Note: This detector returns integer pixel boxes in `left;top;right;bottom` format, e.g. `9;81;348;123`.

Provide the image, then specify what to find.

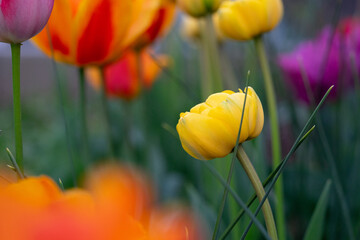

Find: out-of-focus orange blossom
0;164;205;240
85;0;175;100
86;50;169;100
32;0;161;66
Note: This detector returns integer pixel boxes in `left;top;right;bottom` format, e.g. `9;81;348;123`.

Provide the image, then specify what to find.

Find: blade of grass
162;122;178;138
203;162;271;240
148;51;200;103
220;125;315;239
99;67;116;158
6;148;24;179
303;180;332;240
46;26;77;186
298;60;355;240
58;178;65;191
212;71;250;240
240;86;333;239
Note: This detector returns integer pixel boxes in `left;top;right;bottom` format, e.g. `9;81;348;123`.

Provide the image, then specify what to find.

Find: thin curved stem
237;145;278;240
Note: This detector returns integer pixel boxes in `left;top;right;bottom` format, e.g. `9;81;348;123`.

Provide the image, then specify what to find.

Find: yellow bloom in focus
177;87;264;160
177;0;224;18
218;0;283;41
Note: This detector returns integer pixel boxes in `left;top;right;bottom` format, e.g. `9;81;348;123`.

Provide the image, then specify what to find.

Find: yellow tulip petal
205;92;231;107
177;113;235;160
190;103;211;114
218;0;283;41
247;87;264;138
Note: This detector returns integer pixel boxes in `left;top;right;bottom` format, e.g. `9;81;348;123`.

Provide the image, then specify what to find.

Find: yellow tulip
177;87;264;160
177;0;223;18
218;0;283;41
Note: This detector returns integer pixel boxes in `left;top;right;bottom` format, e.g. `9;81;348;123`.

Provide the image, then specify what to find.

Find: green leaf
303;180;332;240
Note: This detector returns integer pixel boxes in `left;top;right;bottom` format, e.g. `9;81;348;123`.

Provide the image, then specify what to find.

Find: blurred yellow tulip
177;87;264;160
218;0;283;41
177;0;223;18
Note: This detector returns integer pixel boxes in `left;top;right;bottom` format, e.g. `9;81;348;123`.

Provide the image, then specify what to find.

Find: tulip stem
205;15;223;92
199;35;212;99
254;36;285;240
10;43;24;174
78;68;89;170
236;145;278;240
199;16;223;99
100;67;116;158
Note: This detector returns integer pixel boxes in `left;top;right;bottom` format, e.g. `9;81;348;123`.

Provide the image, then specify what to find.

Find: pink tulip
0;0;54;43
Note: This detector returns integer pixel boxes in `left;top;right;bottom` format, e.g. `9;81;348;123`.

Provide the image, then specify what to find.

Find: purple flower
0;0;54;43
278;20;360;104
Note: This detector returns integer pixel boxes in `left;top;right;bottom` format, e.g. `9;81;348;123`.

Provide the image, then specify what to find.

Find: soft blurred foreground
0;0;360;240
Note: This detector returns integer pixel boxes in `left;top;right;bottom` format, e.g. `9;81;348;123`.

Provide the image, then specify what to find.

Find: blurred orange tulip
86;50;168;100
84;163;153;220
0;164;205;240
149;206;206;240
32;0;161;66
0;176;63;240
133;0;177;49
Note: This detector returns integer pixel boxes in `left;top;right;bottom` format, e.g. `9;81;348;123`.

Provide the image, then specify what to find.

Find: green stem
237;145;278;240
78;68;88;170
46;26;77;186
11;43;24;174
199;15;223;99
204;15;223;92
99;67;115;158
254;36;286;240
199;19;212;99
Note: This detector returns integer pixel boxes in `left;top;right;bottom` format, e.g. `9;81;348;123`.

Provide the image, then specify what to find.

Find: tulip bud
177;0;223;18
177;87;264;160
0;0;54;43
218;0;283;41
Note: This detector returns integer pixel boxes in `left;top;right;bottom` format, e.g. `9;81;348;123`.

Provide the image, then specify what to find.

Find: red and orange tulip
32;0;161;66
87;50;168;100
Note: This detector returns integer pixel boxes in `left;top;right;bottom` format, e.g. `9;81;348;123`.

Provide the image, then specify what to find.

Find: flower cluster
0;164;204;240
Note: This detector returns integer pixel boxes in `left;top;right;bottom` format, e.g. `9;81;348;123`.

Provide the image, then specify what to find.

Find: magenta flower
278;28;342;103
278;19;360;104
0;0;54;43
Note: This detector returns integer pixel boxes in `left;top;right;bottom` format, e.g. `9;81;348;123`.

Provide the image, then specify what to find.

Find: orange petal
84;163;153;220
32;0;73;64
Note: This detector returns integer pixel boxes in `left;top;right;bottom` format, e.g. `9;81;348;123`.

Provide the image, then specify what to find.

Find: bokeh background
1;0;360;239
